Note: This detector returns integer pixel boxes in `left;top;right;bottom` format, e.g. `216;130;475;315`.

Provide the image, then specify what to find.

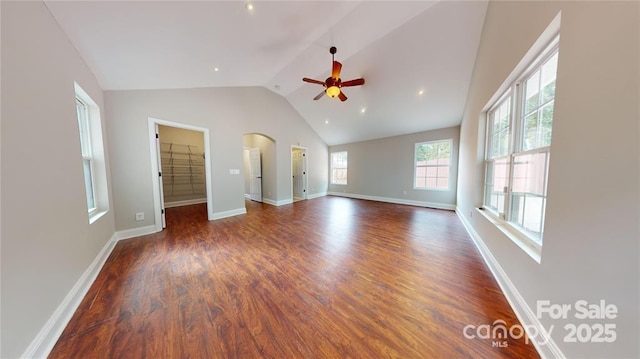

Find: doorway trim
148;117;214;232
291;145;308;202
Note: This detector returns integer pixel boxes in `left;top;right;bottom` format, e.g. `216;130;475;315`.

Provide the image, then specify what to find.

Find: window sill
89;210;108;224
413;187;450;191
476;208;541;264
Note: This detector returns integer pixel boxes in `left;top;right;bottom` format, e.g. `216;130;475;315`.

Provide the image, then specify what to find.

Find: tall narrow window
414;139;451;190
75;82;109;223
483;36;559;246
76;97;96;213
331;151;348;185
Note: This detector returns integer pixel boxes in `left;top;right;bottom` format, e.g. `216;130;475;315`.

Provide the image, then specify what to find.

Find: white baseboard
244;193;251;199
262;198;293;206
307;192;327;200
115;224;158;240
262;198;276;206
327;192;456;211
21;234;119;359
211;207;246;220
455;209;565;359
164;198;207;208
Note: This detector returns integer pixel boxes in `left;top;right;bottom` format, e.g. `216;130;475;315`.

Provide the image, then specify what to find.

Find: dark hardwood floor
49;197;539;358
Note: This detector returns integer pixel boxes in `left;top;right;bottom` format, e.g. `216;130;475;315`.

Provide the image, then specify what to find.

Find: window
75;82;109;223
76;97;96;213
331;151;348;185
483;36;559;246
414;140;451;190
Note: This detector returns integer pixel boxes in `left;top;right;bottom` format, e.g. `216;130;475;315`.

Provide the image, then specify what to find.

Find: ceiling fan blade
338;91;347;102
303;77;326;85
332;61;342;80
341;78;365;87
313;90;326;101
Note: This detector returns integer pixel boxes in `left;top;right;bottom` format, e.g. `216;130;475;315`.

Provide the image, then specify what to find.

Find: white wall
457;1;639;358
328;126;459;209
106;87;328;231
1;2;116;357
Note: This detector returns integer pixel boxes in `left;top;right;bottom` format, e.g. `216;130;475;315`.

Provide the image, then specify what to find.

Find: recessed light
360;107;366;114
418;89;424;95
213;67;220;72
324;120;329;125
245;2;254;11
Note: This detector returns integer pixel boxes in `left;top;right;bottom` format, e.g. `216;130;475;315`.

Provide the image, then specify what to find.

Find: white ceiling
45;0;488;146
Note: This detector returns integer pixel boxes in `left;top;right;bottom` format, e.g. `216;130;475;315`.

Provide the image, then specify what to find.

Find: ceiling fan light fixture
326;86;340;98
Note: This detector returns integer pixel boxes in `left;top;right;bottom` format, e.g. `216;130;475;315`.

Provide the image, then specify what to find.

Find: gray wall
457;1;639;357
243;134;277;203
106;87;328;231
1;2;116;357
328;126;459;208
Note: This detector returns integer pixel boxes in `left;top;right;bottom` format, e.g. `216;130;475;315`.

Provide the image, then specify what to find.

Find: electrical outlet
135;212;144;221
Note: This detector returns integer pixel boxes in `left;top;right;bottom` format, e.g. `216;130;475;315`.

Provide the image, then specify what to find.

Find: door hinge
159;172;162;177
161;209;164;214
303;171;306;175
156;133;159;139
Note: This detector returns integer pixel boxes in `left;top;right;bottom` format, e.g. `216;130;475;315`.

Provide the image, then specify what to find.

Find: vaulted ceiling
45;1;488;146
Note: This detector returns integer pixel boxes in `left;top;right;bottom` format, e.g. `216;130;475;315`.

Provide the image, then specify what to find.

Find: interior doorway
291;146;307;202
245;147;262;202
243;133;276;205
148;118;213;232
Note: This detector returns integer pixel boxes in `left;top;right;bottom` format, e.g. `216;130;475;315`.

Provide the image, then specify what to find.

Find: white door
292;149;306;200
249;148;262;202
155;124;166;228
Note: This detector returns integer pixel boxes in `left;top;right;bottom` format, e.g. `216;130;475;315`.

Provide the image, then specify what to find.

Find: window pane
509;152;549;241
540;101;554;147
426;166;437;178
438;166;450;179
520;51;557;152
541;52;558;103
76;99;91;157
487;158;509;214
522;112;539;151
83;159;96;211
524;71;541;115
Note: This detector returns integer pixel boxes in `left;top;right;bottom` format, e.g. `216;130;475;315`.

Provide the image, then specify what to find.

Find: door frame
290;145;308;201
148;117;214;232
248;147;263;202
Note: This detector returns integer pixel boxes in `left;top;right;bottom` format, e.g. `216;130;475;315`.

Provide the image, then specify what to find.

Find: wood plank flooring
49;197;539;358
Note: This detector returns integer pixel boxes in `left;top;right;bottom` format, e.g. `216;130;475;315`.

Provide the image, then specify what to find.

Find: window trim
330;151;348;185
76;97;98;215
482;33;560;261
413;139;452;191
75;82;109;224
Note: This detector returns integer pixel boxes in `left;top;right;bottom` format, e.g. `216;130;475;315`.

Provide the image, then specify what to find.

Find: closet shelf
160;141;206;198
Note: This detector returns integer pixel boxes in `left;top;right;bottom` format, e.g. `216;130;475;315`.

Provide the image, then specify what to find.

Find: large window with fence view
414;139;451;190
484;36;559;246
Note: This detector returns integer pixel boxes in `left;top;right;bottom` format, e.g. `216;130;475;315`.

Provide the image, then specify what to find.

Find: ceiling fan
302;47;365;102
